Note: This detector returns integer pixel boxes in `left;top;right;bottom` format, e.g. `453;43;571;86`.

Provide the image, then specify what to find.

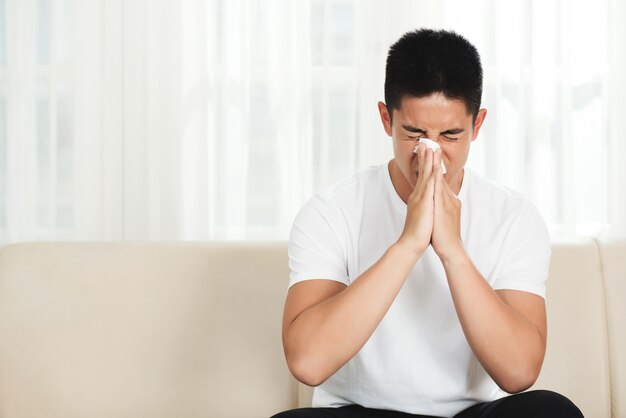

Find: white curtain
0;0;624;245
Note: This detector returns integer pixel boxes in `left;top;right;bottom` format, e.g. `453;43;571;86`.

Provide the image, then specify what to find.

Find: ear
377;101;393;137
471;108;487;141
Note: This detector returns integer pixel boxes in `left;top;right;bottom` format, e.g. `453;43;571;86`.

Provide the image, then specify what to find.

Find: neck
388;159;464;204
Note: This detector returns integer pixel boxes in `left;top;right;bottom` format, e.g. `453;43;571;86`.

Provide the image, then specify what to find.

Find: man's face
378;93;487;190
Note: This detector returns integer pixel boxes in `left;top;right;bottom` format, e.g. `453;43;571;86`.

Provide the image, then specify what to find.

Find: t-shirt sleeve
287;195;350;289
492;200;551;298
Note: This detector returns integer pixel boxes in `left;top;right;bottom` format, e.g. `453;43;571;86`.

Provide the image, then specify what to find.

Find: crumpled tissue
413;138;447;174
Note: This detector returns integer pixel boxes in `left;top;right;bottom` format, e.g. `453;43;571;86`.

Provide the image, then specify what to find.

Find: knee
531;390;584;417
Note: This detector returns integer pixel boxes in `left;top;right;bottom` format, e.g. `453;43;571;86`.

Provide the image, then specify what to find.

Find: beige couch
0;238;623;418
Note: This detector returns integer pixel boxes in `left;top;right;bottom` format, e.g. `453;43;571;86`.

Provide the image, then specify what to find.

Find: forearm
285;242;422;386
441;249;545;393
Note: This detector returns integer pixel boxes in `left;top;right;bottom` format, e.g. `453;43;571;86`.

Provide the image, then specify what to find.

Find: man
271;29;583;418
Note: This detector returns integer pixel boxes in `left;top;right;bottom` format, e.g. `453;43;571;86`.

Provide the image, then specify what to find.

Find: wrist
392;239;426;260
439;244;468;266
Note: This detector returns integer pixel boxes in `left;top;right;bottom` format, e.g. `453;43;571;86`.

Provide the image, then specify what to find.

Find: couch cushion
530;238;611;417
598;238;626;418
0;242;297;418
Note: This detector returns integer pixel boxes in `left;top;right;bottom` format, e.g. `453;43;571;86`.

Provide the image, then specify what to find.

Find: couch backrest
598;238;626;418
529;238;611;417
1;239;624;418
0;242;297;418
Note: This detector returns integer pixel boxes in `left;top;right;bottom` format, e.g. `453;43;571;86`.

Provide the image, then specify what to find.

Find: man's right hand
397;143;443;255
283;145;439;386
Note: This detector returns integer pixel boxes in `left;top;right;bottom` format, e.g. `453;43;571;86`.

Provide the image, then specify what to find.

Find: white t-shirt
287;162;551;417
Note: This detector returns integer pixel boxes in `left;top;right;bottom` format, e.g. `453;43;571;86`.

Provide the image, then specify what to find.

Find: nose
417;137;442;149
413;135;441;145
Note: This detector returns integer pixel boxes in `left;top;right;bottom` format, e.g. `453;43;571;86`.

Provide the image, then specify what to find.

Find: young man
272;29;583;418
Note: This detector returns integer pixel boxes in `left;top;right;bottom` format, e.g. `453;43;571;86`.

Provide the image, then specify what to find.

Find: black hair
384;28;483;123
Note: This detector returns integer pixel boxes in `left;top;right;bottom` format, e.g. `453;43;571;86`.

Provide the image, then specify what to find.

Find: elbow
499;377;535;394
286;353;329;387
497;364;541;394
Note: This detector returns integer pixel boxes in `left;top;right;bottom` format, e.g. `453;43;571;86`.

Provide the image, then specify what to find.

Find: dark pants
270;390;584;418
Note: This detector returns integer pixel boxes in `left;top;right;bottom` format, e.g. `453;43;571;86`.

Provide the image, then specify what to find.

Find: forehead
393;93;471;128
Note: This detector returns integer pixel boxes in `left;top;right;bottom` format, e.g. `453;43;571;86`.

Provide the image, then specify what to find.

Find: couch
0;238;623;418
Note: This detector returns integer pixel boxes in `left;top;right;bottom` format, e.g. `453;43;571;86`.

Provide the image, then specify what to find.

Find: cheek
394;140;416;162
392;143;416;179
445;144;468;162
406;144;417;162
410;150;419;168
443;144;471;172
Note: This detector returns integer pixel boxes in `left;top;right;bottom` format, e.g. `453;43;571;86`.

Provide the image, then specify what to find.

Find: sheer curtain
445;0;617;238
0;0;624;245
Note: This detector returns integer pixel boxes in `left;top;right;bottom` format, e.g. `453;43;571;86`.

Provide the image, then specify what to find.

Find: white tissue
413;138;447;174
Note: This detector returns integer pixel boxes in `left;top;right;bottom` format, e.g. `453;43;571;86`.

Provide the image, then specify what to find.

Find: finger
418;143;427;170
423;147;434;178
434;149;444;199
414;144;427;185
412;147;432;198
409;145;424;197
433;147;442;176
416;147;435;195
425;160;436;196
414;144;422;175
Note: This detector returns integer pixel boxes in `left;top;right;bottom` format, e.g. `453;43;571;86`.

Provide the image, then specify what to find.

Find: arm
283;243;421;387
283;147;438;387
431;151;547;393
441;248;546;393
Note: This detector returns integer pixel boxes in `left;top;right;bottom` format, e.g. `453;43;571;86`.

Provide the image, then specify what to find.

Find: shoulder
321;164;385;199
464;168;548;238
292;163;387;235
466;167;524;201
306;163;386;212
287;166;388;285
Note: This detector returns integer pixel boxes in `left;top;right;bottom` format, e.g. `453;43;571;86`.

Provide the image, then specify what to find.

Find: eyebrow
402;125;465;135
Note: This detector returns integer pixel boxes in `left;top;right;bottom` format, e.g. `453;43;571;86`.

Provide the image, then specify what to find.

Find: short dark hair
384;29;483;123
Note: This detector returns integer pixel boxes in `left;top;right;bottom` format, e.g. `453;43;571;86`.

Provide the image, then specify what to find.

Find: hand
396;143;436;255
431;152;463;261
